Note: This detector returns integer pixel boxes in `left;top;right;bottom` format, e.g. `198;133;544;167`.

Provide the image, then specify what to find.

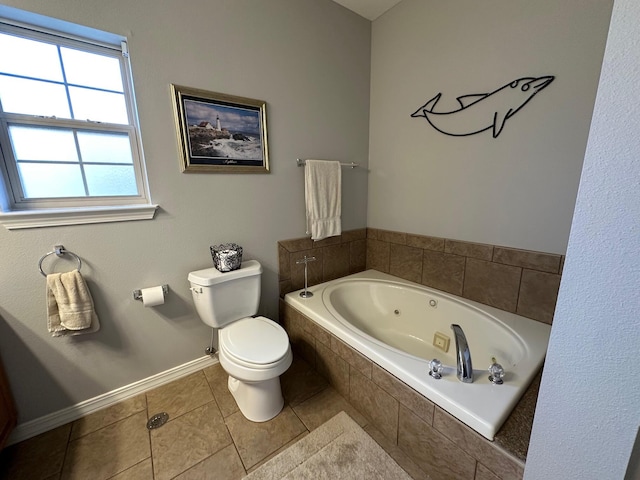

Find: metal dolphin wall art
411;76;555;138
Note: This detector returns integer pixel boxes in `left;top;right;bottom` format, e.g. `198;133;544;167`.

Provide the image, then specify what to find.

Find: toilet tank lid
188;260;262;286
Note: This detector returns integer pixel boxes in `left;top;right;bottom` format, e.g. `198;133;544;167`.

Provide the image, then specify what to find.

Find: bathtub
284;269;551;440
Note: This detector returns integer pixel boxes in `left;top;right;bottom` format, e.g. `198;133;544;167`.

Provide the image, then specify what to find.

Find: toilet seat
219;316;289;367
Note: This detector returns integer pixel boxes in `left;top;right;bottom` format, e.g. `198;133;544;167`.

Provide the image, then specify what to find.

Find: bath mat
243;411;411;480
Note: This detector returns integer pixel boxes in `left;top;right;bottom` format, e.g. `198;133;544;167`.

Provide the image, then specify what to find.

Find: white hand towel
47;270;100;337
304;159;342;241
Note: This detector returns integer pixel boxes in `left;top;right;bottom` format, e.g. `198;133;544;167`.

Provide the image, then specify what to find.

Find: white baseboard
8;355;218;446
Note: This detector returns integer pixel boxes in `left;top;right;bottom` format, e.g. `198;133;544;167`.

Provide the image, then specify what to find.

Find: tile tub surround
281;301;536;480
278;229;367;298
279;229;562;324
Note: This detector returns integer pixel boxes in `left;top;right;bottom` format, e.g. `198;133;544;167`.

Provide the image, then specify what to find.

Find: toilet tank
188;260;262;328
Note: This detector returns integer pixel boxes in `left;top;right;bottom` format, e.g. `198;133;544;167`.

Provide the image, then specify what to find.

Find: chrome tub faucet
451;324;473;383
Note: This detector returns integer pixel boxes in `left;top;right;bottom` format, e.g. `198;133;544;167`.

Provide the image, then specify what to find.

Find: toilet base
227;375;284;422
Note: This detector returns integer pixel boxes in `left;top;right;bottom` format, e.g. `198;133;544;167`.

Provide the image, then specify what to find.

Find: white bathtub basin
285;269;551;440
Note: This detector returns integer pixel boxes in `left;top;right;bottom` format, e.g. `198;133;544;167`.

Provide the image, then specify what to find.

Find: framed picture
170;84;269;173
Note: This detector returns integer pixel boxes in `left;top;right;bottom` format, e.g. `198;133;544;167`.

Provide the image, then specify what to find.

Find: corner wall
525;0;640;477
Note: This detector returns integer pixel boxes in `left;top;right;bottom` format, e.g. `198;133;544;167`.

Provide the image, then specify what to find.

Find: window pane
9;126;78;162
69;87;128;124
77;132;133;164
85;165;138;196
0;75;71;117
61;47;123;92
18;162;86;198
0;32;63;82
0;22;151;211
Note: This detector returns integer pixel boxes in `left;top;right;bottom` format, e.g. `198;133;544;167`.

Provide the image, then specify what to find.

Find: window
0;16;156;229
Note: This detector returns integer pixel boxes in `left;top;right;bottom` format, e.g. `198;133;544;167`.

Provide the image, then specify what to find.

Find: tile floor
0;355;427;480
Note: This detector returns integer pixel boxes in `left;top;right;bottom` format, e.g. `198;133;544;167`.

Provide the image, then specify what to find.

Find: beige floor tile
292;386;367;431
61;411;150;480
146;372;214;420
173;444;246;480
475;463;502;480
108;458;153;479
70;394;147;440
0;423;70;480
202;363;239;418
225;406;307;470
245;431;308;474
150;401;231;480
4;365;423;480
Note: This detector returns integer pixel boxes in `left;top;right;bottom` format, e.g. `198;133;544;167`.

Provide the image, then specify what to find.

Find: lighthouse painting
171;84;269;173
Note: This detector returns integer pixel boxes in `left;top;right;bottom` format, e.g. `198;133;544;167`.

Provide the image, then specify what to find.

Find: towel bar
38;245;82;277
296;158;359;168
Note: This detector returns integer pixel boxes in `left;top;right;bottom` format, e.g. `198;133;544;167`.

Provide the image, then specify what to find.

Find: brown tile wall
366;228;563;324
281;302;527;480
278;229;563;324
278;229;367;298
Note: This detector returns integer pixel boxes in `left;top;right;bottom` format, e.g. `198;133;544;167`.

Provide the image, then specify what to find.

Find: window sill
0;204;159;230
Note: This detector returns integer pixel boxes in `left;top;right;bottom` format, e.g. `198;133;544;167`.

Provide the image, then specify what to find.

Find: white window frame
0;12;157;230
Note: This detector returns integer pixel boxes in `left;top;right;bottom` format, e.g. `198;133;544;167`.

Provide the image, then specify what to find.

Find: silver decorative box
210;243;243;272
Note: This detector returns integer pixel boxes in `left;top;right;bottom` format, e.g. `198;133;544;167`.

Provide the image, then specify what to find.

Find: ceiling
331;0;403;21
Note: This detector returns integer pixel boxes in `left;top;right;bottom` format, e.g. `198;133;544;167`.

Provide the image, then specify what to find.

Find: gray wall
0;0;370;423
525;0;640;477
368;0;613;254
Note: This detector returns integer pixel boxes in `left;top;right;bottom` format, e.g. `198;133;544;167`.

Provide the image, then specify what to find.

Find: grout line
57;420;73;479
461;255;468;296
395;398;400;445
68;400;149;442
105;458;151;480
514;267;525;313
145;394;155;480
230;441;248;476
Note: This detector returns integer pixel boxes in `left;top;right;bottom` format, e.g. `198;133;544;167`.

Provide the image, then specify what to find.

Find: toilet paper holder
133;285;169;301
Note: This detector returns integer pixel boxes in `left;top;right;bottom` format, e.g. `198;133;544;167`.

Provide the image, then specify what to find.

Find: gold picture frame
171;84;269;173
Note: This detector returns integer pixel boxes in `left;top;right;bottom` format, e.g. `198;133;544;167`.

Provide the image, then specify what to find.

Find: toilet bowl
188;260;292;422
218;316;292;422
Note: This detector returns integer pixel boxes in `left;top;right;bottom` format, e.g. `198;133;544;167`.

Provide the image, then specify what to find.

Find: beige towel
304;159;342;241
47;270;100;337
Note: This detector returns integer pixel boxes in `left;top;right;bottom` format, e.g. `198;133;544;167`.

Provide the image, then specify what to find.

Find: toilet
188;260;292;422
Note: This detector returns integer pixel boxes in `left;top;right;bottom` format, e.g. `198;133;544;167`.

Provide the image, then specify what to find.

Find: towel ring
38;245;82;277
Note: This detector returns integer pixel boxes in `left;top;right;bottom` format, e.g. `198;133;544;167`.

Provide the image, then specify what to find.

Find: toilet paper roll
141;286;165;307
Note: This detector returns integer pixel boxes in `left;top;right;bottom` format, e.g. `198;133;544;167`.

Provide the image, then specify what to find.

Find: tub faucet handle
488;357;505;385
429;358;443;379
